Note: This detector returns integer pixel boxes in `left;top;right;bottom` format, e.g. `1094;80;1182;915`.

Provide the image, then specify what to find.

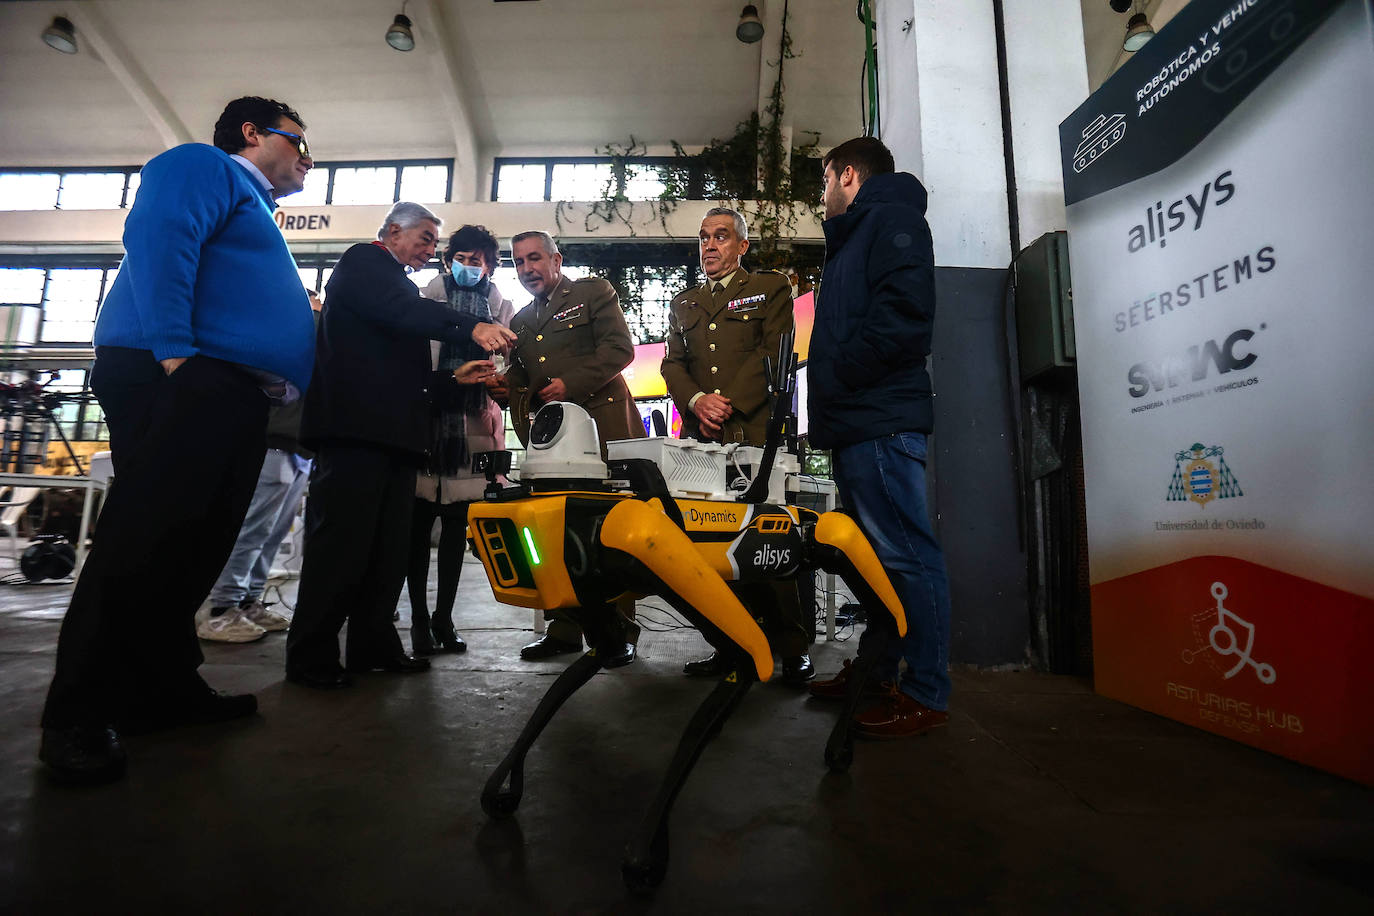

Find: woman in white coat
406;225;514;655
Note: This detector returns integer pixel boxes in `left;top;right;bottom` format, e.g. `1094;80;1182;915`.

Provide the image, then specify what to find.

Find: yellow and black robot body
466;398;907;893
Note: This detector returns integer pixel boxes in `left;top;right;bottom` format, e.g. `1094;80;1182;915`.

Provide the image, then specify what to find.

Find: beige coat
416;277;514;503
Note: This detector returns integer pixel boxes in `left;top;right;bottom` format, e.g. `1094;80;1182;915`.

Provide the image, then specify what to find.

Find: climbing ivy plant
565;0;824;294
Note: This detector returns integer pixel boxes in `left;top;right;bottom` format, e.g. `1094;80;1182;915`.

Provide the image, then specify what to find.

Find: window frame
0;166;143;210
280;158;454;207
492;156;698;203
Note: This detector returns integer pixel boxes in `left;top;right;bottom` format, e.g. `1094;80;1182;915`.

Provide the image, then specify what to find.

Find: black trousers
42;348;268;728
286;445;415;674
406;497;471;633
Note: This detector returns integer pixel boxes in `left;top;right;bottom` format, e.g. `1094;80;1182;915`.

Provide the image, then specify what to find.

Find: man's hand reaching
473;322;517;353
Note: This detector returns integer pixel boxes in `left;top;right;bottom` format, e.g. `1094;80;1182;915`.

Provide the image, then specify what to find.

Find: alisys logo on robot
1181;580;1277;684
1166;442;1243;507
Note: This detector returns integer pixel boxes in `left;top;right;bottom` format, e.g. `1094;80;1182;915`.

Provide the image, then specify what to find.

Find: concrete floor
1;551;1371;914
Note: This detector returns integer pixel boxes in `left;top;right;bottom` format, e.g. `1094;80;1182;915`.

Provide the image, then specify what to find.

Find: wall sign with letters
1059;0;1373;784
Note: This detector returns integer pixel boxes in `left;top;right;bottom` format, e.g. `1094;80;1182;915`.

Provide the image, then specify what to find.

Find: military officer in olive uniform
661;208;794;446
661;207;814;685
491;229;645;661
498;231;643;451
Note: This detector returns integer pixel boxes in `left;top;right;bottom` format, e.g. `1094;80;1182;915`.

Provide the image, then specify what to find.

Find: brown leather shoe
853;684;949;739
808;658;884;700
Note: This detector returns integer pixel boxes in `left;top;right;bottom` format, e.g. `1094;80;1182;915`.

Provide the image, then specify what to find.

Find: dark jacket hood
852;171;928;214
825;171;928;251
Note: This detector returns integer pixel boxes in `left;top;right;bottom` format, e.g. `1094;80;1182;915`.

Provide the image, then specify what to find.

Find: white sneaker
240;598;290;632
197;607;267;643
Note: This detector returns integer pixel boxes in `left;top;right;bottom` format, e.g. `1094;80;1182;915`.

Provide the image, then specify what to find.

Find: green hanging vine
563;0;824;288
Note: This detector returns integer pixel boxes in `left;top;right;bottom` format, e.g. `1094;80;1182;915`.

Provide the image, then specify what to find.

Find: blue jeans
208;449;311;606
831;432;952;710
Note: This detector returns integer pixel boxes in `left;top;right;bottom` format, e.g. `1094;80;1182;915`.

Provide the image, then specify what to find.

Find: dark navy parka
807;171;937;451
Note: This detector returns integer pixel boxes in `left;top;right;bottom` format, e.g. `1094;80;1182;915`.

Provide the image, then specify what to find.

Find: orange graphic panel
1092;556;1374;784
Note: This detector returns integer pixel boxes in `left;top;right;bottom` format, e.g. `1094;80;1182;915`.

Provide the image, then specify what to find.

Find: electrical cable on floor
632;601;693;631
0;572;74;587
260;510;307;612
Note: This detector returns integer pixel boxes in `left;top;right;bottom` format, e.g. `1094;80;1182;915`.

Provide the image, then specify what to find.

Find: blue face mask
450;262;485;288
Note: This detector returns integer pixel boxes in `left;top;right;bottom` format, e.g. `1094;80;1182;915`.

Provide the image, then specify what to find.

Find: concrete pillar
1002;0;1090;247
865;0;1093;667
875;0;1089;262
877;0;1010;268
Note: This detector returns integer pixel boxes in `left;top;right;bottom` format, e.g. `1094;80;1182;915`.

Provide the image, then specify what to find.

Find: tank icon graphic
1072;113;1126;173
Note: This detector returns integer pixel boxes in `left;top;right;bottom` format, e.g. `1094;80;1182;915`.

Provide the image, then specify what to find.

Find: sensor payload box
605;437;797;504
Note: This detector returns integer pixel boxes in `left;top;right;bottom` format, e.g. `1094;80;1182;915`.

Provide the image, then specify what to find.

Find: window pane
125;171;141;207
280;166;327;206
490;267;525;307
57;173;127;210
297;268;323;293
410;268;440;291
0;268;46;304
0;173;61;210
495;164;546;202
41;268;103;342
624;164;668;201
400;165;448;203
550;163;612;201
47;368;86;393
330;166;398;205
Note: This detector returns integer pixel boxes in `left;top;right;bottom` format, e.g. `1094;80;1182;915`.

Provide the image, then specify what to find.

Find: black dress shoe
781;654;816;686
346;654;431;674
286;667;354;690
599;642;637;669
119;689;259;735
432;626;467;653
40;726;127;785
410;628;438;658
519;634;582;661
683;651;730;677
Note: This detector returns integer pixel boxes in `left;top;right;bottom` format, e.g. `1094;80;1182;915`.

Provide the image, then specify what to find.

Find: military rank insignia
726;293;767;313
1167;442;1243;506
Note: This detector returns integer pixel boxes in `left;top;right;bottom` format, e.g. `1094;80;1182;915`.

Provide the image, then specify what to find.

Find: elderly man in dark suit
285;202;515;689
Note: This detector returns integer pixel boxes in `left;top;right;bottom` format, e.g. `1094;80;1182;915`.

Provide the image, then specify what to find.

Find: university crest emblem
1167;443;1242;507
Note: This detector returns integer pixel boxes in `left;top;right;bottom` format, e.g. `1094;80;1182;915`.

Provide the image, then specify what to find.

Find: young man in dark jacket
806;137;952;738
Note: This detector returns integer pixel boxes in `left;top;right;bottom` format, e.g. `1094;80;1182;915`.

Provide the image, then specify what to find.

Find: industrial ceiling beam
411;0;481;201
71;1;192;149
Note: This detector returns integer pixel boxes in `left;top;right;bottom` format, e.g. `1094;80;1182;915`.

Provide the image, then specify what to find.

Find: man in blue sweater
39;96;317;784
805;137;953;739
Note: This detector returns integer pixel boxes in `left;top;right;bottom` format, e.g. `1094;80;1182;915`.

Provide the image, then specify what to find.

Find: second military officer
661;207;814;685
493;229;645;661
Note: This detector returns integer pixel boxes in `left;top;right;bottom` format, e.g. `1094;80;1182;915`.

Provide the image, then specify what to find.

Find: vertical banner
1060;0;1374;784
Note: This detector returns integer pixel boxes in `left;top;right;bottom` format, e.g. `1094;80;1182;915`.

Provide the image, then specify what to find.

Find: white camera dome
520;402;607;482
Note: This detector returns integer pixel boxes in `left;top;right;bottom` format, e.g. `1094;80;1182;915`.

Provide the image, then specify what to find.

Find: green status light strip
522;526;541;566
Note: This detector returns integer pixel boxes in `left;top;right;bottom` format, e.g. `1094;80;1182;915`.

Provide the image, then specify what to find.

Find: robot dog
466;345;906;892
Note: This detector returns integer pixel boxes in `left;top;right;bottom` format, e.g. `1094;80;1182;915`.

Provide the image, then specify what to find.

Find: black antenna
739;330;796;504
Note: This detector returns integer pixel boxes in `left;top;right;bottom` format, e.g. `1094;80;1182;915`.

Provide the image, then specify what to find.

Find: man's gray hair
704;206;748;240
377;201;441;240
511;230;559;256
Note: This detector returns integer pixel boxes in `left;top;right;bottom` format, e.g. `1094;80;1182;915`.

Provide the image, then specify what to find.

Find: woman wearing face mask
408;225;515;655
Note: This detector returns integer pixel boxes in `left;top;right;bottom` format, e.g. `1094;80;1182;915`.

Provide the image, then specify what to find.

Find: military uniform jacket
506;274;644;449
661;268;793;446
